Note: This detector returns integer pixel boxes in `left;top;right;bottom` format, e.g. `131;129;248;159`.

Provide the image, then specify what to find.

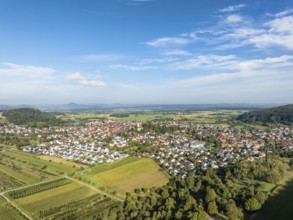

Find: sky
0;0;293;105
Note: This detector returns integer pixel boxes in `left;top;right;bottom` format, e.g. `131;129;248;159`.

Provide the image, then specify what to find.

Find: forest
237;104;293;124
2;108;60;126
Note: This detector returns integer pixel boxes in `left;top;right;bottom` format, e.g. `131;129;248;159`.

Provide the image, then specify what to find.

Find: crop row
7;178;71;199
39;195;115;219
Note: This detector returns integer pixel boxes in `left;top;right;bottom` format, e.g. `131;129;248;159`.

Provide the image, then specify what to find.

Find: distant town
1;119;292;178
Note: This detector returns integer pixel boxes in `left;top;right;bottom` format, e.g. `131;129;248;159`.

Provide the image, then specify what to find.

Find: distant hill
237;104;293;124
2;108;57;125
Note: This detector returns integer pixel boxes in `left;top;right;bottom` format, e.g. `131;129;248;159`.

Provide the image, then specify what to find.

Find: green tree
245;198;262;211
207;201;218;215
205;188;217;203
225;201;243;220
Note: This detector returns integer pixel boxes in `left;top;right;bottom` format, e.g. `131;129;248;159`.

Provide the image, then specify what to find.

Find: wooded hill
2;108;58;126
237;104;293;124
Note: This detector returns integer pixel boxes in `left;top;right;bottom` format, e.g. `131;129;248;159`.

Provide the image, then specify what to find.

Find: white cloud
232;55;293;71
225;14;243;24
65;72;107;87
110;64;157;71
161;50;192;56
245;16;293;50
267;16;293;34
80;54;123;62
274;8;293;17
136;57;179;65
223;28;265;39
209;13;293;51
65;72;138;90
168;55;236;70
146;37;193;47
220;4;246;13
0;63;55;76
168;55;293;93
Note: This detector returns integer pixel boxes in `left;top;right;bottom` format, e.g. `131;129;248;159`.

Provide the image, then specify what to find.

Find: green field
235;124;268;130
1;150;83;174
89;157;170;194
39;155;88;170
0;112;5;122
0;170;23;191
0;150;89;192
251;170;293;220
56;110;243;123
14;181;98;219
0;196;25;220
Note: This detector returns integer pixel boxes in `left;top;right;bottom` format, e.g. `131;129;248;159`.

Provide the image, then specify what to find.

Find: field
0;196;25;220
235;124;268;130
38;155;88;170
251;170;293;220
86;157;170;195
12;180;99;219
1;150;84;174
0;112;5;122
56;110;245;124
0;150;89;192
0;170;23;191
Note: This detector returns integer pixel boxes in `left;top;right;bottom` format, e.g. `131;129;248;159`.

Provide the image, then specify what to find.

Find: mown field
251;170;293;220
87;157;170;195
0;196;25;220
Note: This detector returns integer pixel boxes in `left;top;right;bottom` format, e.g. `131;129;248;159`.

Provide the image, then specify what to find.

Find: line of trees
7;178;71;199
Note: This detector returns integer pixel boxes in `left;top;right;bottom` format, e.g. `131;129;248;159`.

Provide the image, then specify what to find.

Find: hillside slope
237;104;293;124
2;108;56;125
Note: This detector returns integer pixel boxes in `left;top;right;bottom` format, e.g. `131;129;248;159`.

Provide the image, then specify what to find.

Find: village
0;120;292;176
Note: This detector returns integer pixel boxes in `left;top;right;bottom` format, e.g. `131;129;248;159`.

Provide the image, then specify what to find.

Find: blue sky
0;0;293;104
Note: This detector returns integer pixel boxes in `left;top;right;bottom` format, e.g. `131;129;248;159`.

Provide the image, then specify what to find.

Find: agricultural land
0;106;292;219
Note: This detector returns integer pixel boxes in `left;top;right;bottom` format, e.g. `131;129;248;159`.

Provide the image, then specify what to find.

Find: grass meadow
92;157;170;194
250;170;293;220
